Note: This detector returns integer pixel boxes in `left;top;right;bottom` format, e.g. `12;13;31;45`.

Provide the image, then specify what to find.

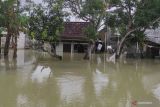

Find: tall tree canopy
107;0;160;58
66;0;108;59
0;0;19;57
0;0;29;58
67;0;108;39
29;0;64;42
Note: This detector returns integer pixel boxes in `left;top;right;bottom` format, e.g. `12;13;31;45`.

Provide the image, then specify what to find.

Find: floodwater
0;50;160;107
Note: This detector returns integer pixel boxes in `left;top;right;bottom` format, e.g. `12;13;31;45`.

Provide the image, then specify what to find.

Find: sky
20;0;83;22
21;0;42;5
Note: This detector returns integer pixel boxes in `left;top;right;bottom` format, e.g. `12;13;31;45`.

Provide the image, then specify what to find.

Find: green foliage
19;15;29;29
28;0;64;42
81;0;105;16
0;0;25;36
84;25;97;40
107;0;160;43
30;32;35;39
134;0;160;28
68;0;107;40
0;27;4;37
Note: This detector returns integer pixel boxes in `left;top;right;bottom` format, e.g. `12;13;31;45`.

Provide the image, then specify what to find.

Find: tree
28;0;64;59
29;0;64;40
0;0;4;55
0;0;21;58
29;0;64;41
107;0;160;58
66;0;108;59
0;0;39;58
0;0;15;57
0;0;4;56
0;27;4;56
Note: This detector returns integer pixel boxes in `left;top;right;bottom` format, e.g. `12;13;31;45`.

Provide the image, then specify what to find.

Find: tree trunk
116;29;138;59
83;46;90;60
83;41;95;60
51;43;62;60
13;36;17;59
4;33;11;57
116;37;126;59
0;36;1;57
46;42;62;60
139;44;144;58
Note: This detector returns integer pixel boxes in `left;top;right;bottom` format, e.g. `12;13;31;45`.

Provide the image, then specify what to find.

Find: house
144;27;160;58
56;22;90;56
99;27;160;58
1;22;90;53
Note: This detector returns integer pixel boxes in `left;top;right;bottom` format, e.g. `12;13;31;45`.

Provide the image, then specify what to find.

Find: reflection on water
93;69;109;96
17;94;29;107
57;74;85;104
153;84;160;101
32;66;52;83
0;50;160;107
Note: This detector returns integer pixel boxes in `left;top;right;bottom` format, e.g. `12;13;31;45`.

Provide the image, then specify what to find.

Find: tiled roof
61;22;90;41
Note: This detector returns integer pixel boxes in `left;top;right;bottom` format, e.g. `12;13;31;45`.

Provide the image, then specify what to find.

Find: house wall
1;32;26;49
56;42;63;57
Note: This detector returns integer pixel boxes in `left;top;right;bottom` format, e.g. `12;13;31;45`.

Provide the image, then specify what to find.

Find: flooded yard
0;50;160;107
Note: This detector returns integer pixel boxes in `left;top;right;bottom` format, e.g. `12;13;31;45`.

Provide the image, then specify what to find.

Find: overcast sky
20;0;42;7
20;0;84;22
21;0;42;5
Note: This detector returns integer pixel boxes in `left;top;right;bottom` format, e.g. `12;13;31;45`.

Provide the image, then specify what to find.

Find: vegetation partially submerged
0;0;160;60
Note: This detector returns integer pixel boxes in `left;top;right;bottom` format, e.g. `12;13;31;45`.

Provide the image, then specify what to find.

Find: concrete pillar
71;43;74;59
17;32;25;49
56;42;63;57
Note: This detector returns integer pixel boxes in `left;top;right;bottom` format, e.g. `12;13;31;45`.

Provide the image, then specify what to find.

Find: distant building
1;22;90;52
56;22;90;54
145;27;160;45
144;27;160;58
61;22;89;42
99;27;160;58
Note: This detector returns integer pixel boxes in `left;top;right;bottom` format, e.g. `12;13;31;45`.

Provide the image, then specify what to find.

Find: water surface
0;50;160;107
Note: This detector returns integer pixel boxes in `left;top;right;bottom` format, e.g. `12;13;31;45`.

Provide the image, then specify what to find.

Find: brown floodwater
0;50;160;107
